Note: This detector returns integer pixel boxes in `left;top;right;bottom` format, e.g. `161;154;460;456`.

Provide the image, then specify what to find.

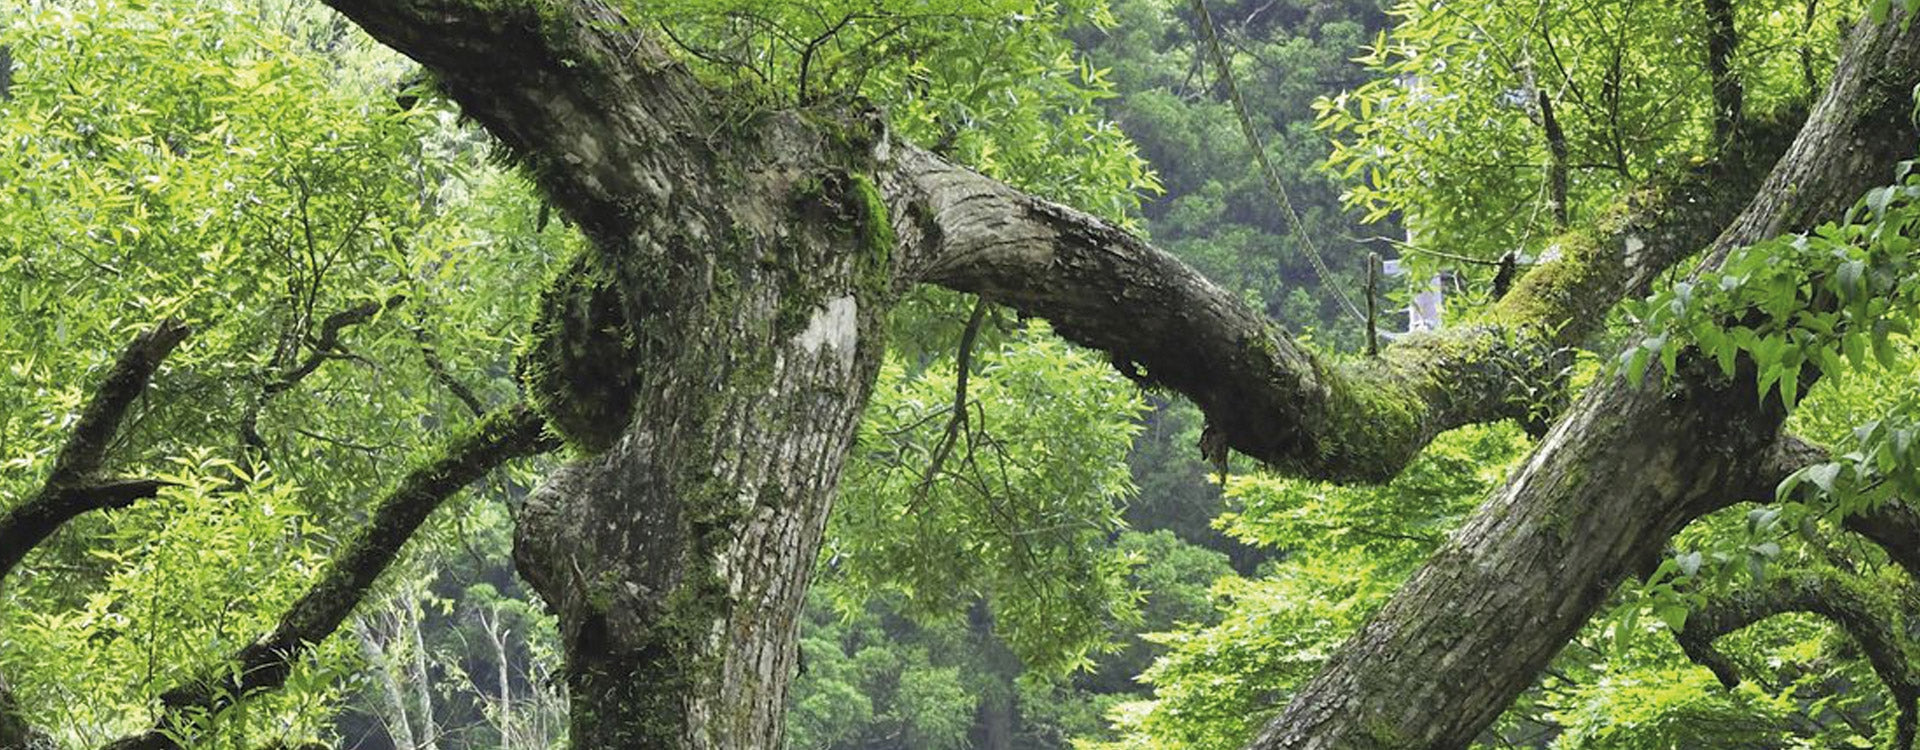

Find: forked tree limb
0;320;189;585
99;404;556;750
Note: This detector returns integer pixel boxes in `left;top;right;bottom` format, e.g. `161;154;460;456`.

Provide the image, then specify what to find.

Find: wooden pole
1366;252;1381;356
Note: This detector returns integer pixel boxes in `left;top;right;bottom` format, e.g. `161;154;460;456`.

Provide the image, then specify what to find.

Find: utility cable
1190;0;1367;324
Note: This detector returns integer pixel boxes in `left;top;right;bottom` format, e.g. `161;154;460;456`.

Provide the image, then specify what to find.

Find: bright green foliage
646;0;1160;224
1218;422;1533;570
1090;424;1532;749
0;0;562;745
1548;666;1796;749
1629;164;1920;511
830;322;1147;675
1316;0;1859;271
1552;344;1920;749
1503;316;1920;749
5;459;351;748
1520;601;1895;749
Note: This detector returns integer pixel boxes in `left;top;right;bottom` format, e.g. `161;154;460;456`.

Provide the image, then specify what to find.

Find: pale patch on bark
794;295;858;373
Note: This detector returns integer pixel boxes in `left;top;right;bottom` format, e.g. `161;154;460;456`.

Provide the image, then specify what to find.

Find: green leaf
1805;462;1842;494
1837;259;1867;299
1873;320;1901;369
1625;347;1651;388
1676;551;1702;577
1653;603;1689;632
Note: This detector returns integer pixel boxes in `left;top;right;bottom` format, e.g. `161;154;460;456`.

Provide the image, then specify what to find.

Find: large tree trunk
511;249;886;748
324;4;899;747
501;121;894;745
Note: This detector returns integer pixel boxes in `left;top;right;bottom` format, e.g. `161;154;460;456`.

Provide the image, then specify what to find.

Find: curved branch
892;106;1788;481
1702;432;1920;584
242;295;408;461
1676;571;1918;749
0;320;189;584
266;294;406;400
99;404;557;750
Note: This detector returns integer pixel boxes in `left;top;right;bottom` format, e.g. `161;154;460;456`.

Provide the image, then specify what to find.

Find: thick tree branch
99;404;557;750
1675;570;1918;749
0;320;189;584
892;107;1787;480
320;0;716;243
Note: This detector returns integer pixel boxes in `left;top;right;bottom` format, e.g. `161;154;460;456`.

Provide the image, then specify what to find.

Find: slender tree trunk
355;617;417;750
481;607;511;750
405;596;439;750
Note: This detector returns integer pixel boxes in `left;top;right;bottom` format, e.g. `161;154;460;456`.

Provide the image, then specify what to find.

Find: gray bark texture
311;0;1920;748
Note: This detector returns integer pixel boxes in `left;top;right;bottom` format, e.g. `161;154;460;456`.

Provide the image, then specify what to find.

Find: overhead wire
1189;0;1367;324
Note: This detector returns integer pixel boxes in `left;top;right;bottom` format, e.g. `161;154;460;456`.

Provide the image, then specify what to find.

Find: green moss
519;251;643;453
766;233;825;340
1363;715;1407;747
1491;226;1613;334
847;172;895;302
1313;356;1429;480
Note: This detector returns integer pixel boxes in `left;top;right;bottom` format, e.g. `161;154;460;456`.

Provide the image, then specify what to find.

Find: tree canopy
4;0;1920;749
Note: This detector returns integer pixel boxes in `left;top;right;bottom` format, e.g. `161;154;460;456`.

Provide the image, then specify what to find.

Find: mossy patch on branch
846;172;895;302
520;251;644;452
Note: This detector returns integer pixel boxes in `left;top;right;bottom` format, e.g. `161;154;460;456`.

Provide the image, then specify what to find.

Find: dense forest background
4;0;1918;748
